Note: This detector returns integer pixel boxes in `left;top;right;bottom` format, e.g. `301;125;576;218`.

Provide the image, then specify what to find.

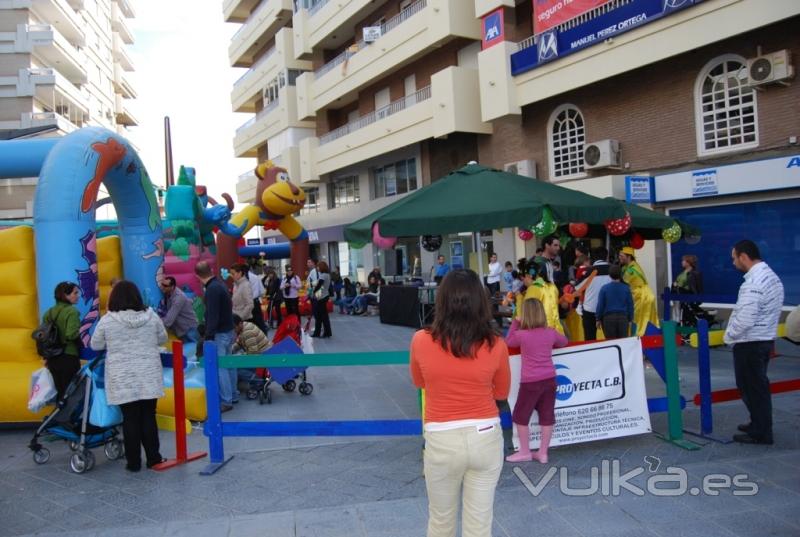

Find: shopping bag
89;375;123;427
300;329;315;354
28;368;57;412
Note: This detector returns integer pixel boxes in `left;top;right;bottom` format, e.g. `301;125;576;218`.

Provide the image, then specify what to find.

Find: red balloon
569;222;589;238
518;229;534;241
630;231;644;249
604;212;632;237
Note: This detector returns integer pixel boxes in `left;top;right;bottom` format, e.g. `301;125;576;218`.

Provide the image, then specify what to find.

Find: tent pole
606;231;611;260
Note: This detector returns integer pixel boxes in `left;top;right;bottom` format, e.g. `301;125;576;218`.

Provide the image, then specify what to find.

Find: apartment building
0;0;137;219
226;0;496;282
227;0;799;302
475;0;800;304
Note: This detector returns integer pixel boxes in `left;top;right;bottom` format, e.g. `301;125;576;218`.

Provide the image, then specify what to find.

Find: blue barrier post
200;341;233;475
697;319;712;435
662;287;672;321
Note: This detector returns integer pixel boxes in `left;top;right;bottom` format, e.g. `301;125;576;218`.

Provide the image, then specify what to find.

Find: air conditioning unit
504;159;538;178
583;139;620;170
747;49;794;87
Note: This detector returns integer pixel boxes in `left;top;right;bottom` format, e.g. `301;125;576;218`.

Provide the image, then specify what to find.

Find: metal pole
164;116;174;187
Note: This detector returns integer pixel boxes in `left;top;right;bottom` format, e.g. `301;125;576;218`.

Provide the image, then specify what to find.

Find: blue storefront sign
625;176;655;203
511;0;701;75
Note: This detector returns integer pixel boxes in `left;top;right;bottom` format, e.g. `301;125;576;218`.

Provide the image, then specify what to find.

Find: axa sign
538;30;559;63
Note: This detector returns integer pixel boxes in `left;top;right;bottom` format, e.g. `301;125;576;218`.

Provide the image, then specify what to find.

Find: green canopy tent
344;164;627;244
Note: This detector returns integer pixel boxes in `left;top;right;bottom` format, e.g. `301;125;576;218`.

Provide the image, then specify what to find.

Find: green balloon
532;207;558;236
662;222;682;243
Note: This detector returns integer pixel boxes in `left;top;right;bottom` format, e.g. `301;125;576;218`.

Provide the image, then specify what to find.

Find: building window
373;158;418;199
695;55;758;156
298;187;319;215
329;176;360;208
547;104;585;180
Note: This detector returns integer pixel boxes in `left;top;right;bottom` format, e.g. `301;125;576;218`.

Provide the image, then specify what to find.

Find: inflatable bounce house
0;127;309;425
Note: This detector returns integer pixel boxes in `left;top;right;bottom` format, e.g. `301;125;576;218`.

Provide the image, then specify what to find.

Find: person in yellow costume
514;259;564;335
618;246;659;336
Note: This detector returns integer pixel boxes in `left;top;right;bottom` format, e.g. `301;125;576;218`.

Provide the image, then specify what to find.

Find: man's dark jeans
582;310;597;341
733;341;774;441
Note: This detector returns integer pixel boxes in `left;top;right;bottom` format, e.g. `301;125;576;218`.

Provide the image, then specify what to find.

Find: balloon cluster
532;207;558;236
662;222;682;243
604;212;632;236
371;222;397;249
518;229;534;241
568;222;588;238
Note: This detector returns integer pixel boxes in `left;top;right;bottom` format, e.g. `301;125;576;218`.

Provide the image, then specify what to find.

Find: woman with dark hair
90;280;168;472
42;282;82;399
281;265;301;317
310;260;332;338
410;269;510;537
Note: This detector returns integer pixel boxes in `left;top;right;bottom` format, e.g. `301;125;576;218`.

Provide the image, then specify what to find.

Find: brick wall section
426;133;480;184
478;18;800;178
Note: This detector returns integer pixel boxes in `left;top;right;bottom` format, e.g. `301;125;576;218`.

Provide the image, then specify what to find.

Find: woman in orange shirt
410;269;511;537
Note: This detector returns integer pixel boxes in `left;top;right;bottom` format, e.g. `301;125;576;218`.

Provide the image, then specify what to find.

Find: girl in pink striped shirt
505;298;568;463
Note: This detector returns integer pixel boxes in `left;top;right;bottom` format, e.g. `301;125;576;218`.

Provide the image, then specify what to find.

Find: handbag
28;368;57;412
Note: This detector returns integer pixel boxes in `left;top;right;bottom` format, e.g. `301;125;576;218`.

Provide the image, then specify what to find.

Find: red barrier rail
154;340;207;471
692;378;800;406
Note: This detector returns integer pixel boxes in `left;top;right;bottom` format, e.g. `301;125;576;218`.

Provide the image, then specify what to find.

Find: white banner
508;337;651;450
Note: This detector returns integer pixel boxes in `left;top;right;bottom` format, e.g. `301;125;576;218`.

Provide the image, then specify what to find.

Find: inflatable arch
32;127;163;344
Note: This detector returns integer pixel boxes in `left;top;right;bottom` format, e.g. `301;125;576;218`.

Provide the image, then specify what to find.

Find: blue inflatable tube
0;138;59;179
33;127;163;347
238;243;291;259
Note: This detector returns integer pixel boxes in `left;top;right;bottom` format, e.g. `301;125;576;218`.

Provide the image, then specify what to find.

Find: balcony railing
234;45;276;86
319;85;430;145
232;0;274;42
235;98;280;135
308;0;329;16
314;0;427;79
519;0;633;50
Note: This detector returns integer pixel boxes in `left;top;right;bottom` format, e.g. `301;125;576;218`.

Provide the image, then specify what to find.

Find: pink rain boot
506;424;532;462
533;425;553;463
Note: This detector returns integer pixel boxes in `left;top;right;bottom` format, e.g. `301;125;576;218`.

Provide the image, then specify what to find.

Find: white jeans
423;424;504;537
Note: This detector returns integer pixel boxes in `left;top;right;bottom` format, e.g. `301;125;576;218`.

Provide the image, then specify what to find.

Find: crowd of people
410;236;787;536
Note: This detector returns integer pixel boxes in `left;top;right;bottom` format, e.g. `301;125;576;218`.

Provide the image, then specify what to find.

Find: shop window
298;187;319;215
547;104;585;180
373;158;418;199
695;54;758;156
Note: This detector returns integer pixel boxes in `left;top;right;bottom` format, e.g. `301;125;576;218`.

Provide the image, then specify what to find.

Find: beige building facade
226;0;800;301
0;0;137;219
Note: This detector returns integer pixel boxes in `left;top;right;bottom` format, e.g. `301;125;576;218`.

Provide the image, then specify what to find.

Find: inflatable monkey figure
217;161;310;278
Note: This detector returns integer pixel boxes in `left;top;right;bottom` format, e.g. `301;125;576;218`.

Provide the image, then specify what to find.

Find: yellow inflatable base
157;387;207;422
688;323;786;348
0;361;50;424
0;364;207;425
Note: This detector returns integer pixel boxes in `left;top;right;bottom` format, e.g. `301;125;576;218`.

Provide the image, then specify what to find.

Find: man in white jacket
724;240;784;445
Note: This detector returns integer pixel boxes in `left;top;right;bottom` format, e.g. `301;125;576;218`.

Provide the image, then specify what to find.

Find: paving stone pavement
1;314;799;536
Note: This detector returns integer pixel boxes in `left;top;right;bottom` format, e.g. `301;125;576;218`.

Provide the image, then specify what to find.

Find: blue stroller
29;354;124;473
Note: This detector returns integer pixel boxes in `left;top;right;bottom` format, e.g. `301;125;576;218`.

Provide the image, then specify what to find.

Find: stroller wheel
33;448;50;465
282;380;296;392
247;389;258;400
299;382;313;396
266;389;272;404
258;390;265;405
70;452;89;474
104;439;124;461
